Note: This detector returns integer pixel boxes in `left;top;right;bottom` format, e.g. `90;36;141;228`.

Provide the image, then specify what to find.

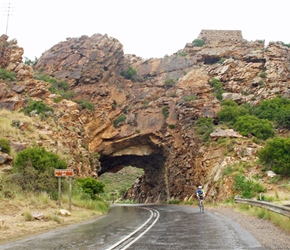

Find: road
0;205;265;250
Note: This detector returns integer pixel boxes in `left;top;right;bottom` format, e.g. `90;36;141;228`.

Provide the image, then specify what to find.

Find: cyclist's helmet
198;185;202;189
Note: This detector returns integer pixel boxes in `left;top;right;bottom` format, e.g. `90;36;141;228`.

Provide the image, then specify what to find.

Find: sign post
58;176;61;209
55;169;74;211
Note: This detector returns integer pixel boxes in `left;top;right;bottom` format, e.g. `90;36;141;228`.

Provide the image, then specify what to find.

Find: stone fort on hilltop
198;29;243;42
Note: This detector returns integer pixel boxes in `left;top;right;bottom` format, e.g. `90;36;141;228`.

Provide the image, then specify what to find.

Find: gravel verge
208;205;290;250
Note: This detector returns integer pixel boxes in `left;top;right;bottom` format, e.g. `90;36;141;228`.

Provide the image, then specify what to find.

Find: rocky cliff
1;30;290;203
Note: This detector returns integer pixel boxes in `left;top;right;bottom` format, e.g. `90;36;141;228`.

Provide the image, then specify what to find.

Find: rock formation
1;30;290;202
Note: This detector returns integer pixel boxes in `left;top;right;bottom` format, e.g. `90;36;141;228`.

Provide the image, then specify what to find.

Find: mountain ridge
0;30;290;203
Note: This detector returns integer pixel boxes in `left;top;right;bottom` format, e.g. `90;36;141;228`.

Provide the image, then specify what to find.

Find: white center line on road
121;209;160;250
106;207;160;250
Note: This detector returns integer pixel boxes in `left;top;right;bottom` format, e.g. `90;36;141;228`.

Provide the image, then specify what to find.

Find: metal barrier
234;197;290;218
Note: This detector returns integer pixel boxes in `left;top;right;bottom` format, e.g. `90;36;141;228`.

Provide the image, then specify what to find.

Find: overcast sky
1;0;289;60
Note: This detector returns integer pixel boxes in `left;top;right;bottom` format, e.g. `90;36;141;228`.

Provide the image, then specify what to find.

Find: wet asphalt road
0;205;265;250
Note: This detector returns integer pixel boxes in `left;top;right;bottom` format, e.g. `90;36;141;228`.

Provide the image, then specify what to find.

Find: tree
258;137;290;176
13;147;67;193
76;177;105;199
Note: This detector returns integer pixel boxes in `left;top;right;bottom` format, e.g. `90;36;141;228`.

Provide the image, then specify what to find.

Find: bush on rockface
233;115;275;140
258;137;290;176
0;138;10;154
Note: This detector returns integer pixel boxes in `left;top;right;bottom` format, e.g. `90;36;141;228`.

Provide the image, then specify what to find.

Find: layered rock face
2;30;290;202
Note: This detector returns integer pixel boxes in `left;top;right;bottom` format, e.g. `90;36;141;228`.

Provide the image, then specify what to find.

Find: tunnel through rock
98;154;167;203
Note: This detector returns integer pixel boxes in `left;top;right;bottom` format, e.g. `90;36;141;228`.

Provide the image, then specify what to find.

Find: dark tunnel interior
98;154;166;175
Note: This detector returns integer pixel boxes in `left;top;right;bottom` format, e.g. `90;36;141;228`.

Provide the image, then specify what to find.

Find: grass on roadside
236;204;290;233
0;172;109;226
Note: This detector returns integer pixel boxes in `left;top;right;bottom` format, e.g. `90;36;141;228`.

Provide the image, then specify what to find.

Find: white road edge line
106;207;154;250
121;208;160;250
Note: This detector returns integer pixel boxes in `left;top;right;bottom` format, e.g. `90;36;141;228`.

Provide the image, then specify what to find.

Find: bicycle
198;197;204;213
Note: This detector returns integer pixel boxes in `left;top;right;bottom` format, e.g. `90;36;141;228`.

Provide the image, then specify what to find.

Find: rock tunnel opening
98;153;167;202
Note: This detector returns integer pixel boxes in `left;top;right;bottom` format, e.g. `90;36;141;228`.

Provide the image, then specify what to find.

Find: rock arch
97;134;168;203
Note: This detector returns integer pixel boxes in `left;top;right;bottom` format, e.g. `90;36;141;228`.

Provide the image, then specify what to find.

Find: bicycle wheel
199;200;203;212
201;200;204;212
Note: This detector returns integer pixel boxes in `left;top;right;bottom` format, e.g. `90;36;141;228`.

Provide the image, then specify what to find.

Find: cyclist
196;185;205;211
196;185;205;199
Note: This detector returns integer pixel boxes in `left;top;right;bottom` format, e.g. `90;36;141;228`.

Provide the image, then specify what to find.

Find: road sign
55;169;74;211
54;169;74;177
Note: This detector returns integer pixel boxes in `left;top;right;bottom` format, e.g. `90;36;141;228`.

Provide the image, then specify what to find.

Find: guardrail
234;197;290;218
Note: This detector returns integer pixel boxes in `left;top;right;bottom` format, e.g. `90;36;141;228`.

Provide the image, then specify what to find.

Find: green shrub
233;115;275;140
76;99;95;112
258;195;275;202
194;117;215;142
0;138;10;154
183;95;196;101
120;66;137;80
0;67;16;81
162;106;169;118
22;100;53;116
222;165;234;176
214;82;224;101
37;74;57;84
53;97;63;103
217;102;249;125
48;78;75;100
3;190;15;198
268;175;281;184
168;199;180;204
75;177;105;200
209;78;224;101
234;175;266;198
218;58;227;64
281;42;290;48
62;91;75;100
177;51;187;57
12;147;67;193
258;137;290;176
36;73;74;100
164;78;176;87
209;78;220;87
168;124;176;129
49;80;70;95
113;114;126;127
192;39;205;47
253;97;290;129
259;71;266;78
24;57;38;66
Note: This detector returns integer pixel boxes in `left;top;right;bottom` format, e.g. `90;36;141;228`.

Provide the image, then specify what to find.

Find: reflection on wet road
0;205;265;250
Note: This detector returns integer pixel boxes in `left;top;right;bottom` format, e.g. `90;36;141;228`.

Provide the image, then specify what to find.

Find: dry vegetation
0;109;38;138
0;191;104;244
